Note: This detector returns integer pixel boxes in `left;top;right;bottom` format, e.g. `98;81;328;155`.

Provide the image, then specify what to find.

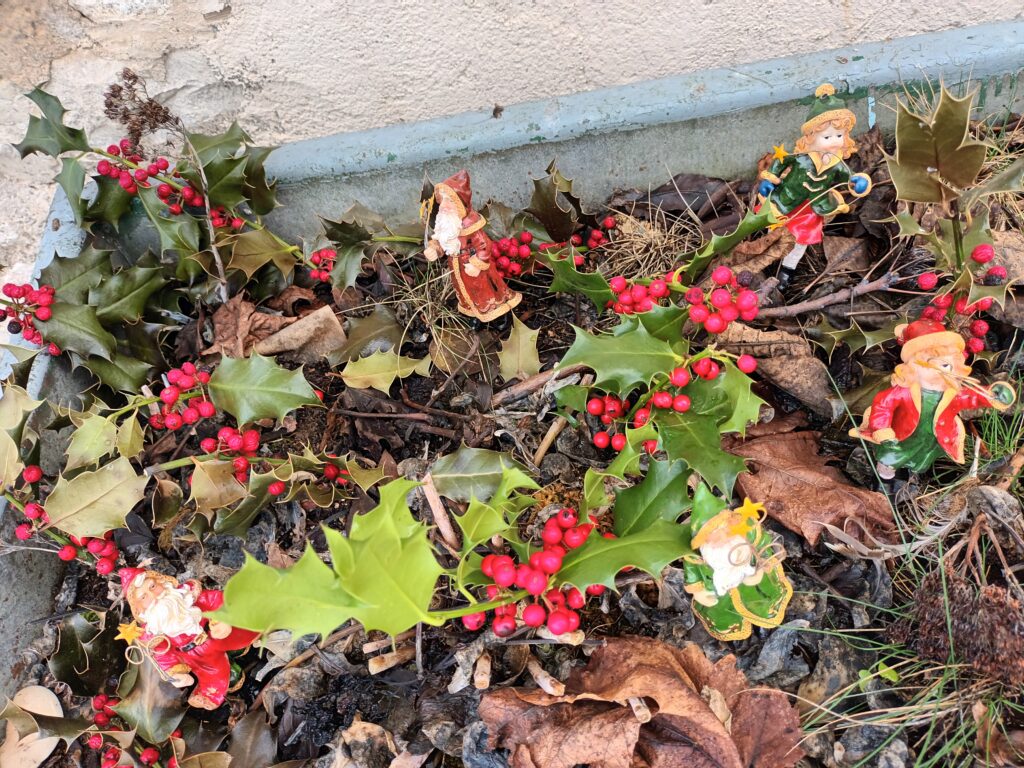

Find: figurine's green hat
801;83;856;134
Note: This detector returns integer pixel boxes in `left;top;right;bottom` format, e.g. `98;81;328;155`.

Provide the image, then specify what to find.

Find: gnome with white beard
117;568;259;709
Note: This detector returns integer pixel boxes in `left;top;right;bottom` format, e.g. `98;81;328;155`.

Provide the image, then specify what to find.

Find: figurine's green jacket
760;151;865;215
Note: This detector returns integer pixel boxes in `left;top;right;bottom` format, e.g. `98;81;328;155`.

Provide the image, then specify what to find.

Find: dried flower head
103;68;175;147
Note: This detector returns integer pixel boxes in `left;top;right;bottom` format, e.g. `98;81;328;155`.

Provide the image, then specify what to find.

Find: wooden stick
421;472;460;550
368;646;416;675
628;697;652;723
473;650;492;690
491;364;589;408
361;628;416;654
526;656;565;696
758;272;898;318
534;373;592;466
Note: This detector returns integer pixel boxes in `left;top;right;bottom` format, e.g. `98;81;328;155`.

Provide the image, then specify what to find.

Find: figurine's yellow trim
693;606;752;641
435;183;467;218
771;144;788;161
760;171;782;185
815;83;836;98
459;217;486;236
691;510;733;549
807;151;842;174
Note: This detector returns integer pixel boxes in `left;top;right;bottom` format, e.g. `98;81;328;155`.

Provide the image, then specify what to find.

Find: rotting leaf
113;656;187;744
429;445;530;502
497;315;541;382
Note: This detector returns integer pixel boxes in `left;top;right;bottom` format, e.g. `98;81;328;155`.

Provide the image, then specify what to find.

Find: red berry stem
143;452;289;476
428;590;528;622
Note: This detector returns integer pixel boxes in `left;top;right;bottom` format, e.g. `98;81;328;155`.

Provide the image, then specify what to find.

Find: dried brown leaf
204;295;295;358
973;701;1024;766
254;306;347;363
822;236;871;274
265;285;319;315
713;228;794;276
732;430;895;546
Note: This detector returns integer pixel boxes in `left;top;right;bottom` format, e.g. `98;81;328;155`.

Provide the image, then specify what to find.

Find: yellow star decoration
115;620;143;644
728;498;765;537
771;143;788;161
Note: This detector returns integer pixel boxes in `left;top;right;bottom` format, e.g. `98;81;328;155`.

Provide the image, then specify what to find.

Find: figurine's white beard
433;207;462;257
141;586;204;637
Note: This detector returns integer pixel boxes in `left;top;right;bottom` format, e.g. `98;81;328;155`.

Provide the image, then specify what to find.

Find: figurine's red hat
118;567;145;592
895;318;964;361
435;170;473;212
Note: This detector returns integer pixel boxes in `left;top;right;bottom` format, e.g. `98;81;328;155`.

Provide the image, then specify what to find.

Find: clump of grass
596;210;702;281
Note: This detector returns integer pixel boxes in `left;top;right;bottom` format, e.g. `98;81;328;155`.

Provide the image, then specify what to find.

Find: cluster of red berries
684;266;759;334
492;231;535;278
461;508;605;636
87;695;176;768
154;178;201;216
2;282;56;348
96;139;177;201
208;204;243;230
149;362;215;431
545;216;619;270
606;274;672;315
265;461;351;499
307;248;338;283
199;427;263;484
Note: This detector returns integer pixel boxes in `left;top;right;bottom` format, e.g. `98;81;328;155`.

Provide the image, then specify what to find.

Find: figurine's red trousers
151;627;259;706
779;201;824;245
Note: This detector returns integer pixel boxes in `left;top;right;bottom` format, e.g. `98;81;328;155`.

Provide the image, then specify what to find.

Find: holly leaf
884;87;988;205
217;479;445;638
0;384;41;431
456;471;537;546
208;353;320;424
65;413;118;471
538;251;614;308
227;228;298;279
186;123;249;165
0;431;24;498
189;460;248;516
581;422;659;511
81;352;154;393
685;360;765;435
430;445;531;502
637;302;688;344
963;155;1024;210
684;207;777;280
497;314;541;382
35;303;117;360
137;186;201;258
56;158;86;226
85;175;133;229
658;411;747;494
331;306;403;363
39;246;112;303
201;155;248;210
558;519;691;590
560;320;679;393
339;349;430;393
45;456;148;538
112;656;186;744
526;162;586;242
14;87;90;157
115;415;144;460
243;145;279;215
613;459;691;536
48;612;125;697
90;266;166;323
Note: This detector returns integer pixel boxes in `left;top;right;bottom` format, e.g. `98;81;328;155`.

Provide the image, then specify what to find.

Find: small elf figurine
423;170;522;322
850;319;1015;480
757;83;873;288
683;493;792;641
116;568;259;710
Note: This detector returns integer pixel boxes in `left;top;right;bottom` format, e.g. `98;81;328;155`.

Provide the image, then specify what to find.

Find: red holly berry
519;230;533;244
556;508;578;529
523;569;548;596
586;397;605;416
648;279;668;298
967;337;985;354
610;433;627;451
160;386;180;405
461;612;486;631
492;563;518;588
242;429;260;452
227;435;244;452
970;319;990;337
704;313;727;334
601;216;617;230
736;354;757;374
546;610;571;635
987;265;1008;281
932;293;953;309
593;431;611;449
954;297;969;314
87;733;104;749
181;407;200;425
232;456;250;473
58;545;78;561
643;439;658;454
672;394;691;413
711;266;734;286
23;503;43;520
34;306;51;321
140;748;160;765
735;289;758;312
535;549;563;575
22;465;42;483
87;538;106;554
689;304;710;324
669;367;691;388
48;343;60;356
563;526;590;549
96;557;116;575
565;587;585;610
586;583;606;596
268;481;286;496
14;523;32;541
163;412;183;430
652;391;673;409
93;712;110;727
974;297;994;312
200;437;218;453
522;603;546;627
917;272;939;290
609;276;629;295
971;244;995;264
492;615;517;637
99;540;117;558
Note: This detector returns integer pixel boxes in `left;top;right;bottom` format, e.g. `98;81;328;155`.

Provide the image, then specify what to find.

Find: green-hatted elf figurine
683;486;792;641
757;83;873;288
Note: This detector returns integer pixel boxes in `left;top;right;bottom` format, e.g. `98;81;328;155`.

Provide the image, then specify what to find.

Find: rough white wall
2;0;1022;272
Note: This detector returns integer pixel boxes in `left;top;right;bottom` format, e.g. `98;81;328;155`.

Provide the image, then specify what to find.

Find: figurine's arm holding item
193;588;233;639
858;387;903;443
956;381;1016;411
757;155;794;197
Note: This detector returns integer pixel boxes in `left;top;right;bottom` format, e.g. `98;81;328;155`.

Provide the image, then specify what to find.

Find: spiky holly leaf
331;306;403;363
56;158;86;226
637;302;689;345
613;458;691;536
808;316;906;359
243;145;279;215
526;162;587;242
339;349;430;393
189;459;248;517
582;422;659;511
89;266;166;323
198;155;248;211
208;353;319;425
217;479;445;638
81;352;154;393
657;411;746;495
558;519;691;591
684;207;777;280
45;457;148;539
538;251;614;308
65;413;117;471
40;246;112;304
226;228;298;279
48;612;124;697
85;175;133;229
137;186;201;258
430;445;532;503
186;123;250;164
455;465;538;547
14;87;90;158
684;360;764;434
112;656;186;744
115;415;144;460
963;155;1024;210
884;87;988;205
36;303;117;360
560;319;680;393
497;314;541;382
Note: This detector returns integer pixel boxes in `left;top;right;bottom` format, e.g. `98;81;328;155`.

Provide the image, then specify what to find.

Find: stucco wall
2;0;1023;274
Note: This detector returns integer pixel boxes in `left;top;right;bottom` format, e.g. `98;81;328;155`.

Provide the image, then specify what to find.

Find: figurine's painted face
132;577;167;613
906;344;970;391
806;124;847;155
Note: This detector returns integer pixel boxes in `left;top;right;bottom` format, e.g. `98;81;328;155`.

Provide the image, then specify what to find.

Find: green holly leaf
560;319;679;393
81;352;154;393
217;479;445;638
226;228;298;279
48;612;125;697
56;158;86;225
36;302;117;360
455;466;537;547
339;349;430;393
213;467;279;536
0;384;41;431
526;162;587;242
14;87;90;158
0;430;24;493
112;656;187;744
538;251;614;308
331;306;403;363
186;123;250;165
65;413;118;471
963;155;1024;210
684;207;776;280
200;155;248;210
657;411;746;494
497;314;541;382
115;415;144;460
189;459;248;517
137;186;201;258
243;145;279;215
689;482;727;532
884;87;988;205
430;445;533;502
558;519;691;590
90;266;166;323
45;456;148;538
40;246;112;303
685;360;764;434
637;302;688;344
581;422;658;511
85;175;133;229
613;458;691;536
208;353;320;424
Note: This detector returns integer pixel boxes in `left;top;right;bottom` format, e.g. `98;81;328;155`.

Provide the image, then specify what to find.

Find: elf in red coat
850;319;1014;478
117;568;259;709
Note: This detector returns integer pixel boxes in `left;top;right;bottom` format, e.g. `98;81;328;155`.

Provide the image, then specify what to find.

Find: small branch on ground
491;363;589;409
758;272;899;318
421;472;460;551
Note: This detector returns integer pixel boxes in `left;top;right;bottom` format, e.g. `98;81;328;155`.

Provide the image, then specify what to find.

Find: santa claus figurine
850;319;1015;479
424;170;522;322
117;568;259;710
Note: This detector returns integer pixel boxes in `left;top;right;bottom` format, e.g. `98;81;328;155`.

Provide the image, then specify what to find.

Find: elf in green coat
757;83;873;288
